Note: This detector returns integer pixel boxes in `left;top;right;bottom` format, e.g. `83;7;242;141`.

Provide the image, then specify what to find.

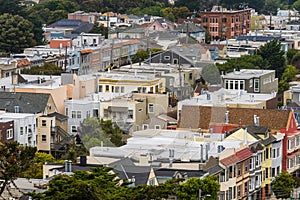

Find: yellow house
97;73;165;94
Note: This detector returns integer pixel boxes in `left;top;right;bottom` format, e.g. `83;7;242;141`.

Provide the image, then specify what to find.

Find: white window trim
6;129;13;139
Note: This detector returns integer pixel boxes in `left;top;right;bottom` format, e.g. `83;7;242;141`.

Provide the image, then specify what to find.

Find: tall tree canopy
0;13;35;54
0;142;36;198
272;171;295;199
255;39;286;78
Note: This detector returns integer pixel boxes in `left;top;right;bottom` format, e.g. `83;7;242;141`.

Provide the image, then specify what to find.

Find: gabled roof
174;22;205;33
48;112;68;121
109;157;151;185
178;106;291;131
220;147;252;166
48;19;94;34
0;92;51;114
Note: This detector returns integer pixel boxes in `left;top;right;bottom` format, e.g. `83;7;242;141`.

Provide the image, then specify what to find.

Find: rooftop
222;69;275;79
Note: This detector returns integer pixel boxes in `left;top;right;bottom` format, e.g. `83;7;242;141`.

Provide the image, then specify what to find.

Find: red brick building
200;6;251;40
0;120;14;143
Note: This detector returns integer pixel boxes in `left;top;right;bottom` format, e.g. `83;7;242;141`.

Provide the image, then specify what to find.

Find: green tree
21;63;64;75
131;49;150;64
0;0;25;15
216;55;263;73
22;152;55;179
0;13;35;54
255;39;286;79
37;167;119;200
272;171;295;199
78;118;124;150
176;176;220;200
201;64;222;85
279;65;300;93
0;142;36;197
287;48;298;65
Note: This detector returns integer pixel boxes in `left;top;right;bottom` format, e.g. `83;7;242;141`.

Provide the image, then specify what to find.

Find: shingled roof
0;92;51;114
220;147;252;166
178;105;291;131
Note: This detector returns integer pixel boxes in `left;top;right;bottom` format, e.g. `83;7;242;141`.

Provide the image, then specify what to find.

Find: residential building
64;98;100;135
37;112;72;159
68;11;98;24
178;88;278;120
0;119;14;143
0;58;17;78
0;92;57;116
0;113;37;146
200;6;252;40
174;22;206;43
97;72;165;94
222;69;278;94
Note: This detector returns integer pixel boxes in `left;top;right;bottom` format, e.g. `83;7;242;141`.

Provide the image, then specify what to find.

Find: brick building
200;6;252;40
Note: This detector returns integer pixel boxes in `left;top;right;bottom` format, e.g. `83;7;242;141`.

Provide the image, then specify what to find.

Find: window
265;148;269;159
128;110;133;119
245;160;249;172
148;104;154;113
121;87;125;93
228;187;232;200
254;79;259;92
28;125;32;133
71;126;77;133
249;79;253;87
42;120;47;126
99;85;103;92
155;125;161;130
65;108;69;116
93;109;99;117
265;168;269;179
86;110;90;118
20;127;24;135
143;124;148;130
77;111;81;119
105;85;109;92
244;181;248;195
72;111;76;118
272;167;276;177
237;163;242;176
289;157;295;169
42;135;46;142
164;56;170;60
6;129;13;139
288;138;295;150
237;185;241;197
189;73;192;80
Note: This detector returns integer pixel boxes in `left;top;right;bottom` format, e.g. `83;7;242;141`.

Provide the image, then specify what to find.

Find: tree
131;49;150;64
0;142;36;198
216;55;264;73
279;65;300;93
287;48;298;65
22;152;55;179
0;13;35;54
176;176;220;200
255;39;286;79
0;0;25;16
36;167;119;200
201;64;222;85
78;118;124;150
272;171;295;199
21;63;64;75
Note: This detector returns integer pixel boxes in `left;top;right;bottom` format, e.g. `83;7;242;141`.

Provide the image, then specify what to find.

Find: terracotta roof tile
17;59;31;68
220;148;252;166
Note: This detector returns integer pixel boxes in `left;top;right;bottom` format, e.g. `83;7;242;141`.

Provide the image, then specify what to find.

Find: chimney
256;116;260;126
80;156;87;166
65;160;68;172
244;128;248;145
169;148;174;167
225;111;229;124
68;160;72;172
200;144;203;163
